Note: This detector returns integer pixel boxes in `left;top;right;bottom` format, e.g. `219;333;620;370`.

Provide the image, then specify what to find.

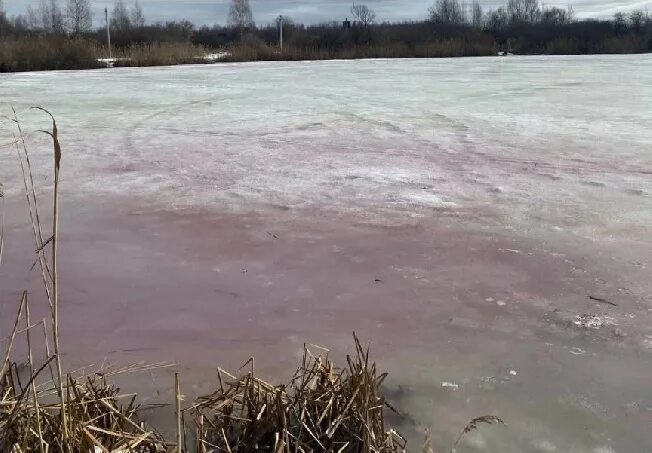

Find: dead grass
0;36;102;72
112;42;211;67
1;355;169;452
223;39;496;63
189;335;406;453
1;320;407;453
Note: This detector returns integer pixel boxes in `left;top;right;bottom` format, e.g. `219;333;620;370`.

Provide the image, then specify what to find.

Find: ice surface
1;54;651;240
1;55;652;452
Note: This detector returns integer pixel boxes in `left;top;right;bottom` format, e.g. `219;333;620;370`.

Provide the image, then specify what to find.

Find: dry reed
0;179;4;268
188;335;406;453
1;109;168;453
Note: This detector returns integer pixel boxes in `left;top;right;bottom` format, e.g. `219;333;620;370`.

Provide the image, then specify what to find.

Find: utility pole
105;8;112;60
278;15;283;50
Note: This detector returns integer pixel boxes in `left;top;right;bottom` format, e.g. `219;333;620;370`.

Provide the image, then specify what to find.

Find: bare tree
228;0;255;30
51;0;65;32
525;0;541;22
428;0;464;24
351;3;376;26
13;14;29;28
472;0;483;27
26;5;40;28
613;12;627;34
485;7;509;31
541;6;571;25
37;0;65;32
0;0;5;22
131;0;145;27
629;10;644;32
66;0;92;33
37;0;51;29
111;0;131;30
507;0;540;23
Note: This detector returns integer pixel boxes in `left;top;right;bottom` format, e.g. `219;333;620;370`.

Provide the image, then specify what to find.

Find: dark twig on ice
588;295;618;307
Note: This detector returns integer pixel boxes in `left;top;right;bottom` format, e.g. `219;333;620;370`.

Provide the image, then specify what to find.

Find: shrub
113;41;209;67
0;36;101;72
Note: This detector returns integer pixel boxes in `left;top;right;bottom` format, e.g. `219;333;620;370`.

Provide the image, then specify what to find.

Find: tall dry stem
1;293;26;380
176;372;183;453
12;107;53;309
0;180;4;268
34;106;69;449
24;293;46;453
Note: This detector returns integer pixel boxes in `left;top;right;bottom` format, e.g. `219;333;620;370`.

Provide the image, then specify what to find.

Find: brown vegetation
189;336;406;453
0;36;209;72
225;37;496;62
0;36;100;72
112;42;210;67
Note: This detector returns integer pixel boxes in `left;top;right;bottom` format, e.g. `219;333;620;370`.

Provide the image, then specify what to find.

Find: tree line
0;0;145;34
1;0;651;72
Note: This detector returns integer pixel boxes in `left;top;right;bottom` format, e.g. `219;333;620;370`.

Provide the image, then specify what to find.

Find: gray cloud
4;0;651;26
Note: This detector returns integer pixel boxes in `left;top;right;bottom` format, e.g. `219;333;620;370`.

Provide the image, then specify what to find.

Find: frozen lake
1;55;652;452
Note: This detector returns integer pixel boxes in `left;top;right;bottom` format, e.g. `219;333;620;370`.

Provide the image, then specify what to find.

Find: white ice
1;54;651;240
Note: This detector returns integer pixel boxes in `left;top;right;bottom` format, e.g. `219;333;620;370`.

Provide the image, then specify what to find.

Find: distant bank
1;18;651;73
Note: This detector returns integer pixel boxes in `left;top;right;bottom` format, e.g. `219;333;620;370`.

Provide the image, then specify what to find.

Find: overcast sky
4;0;651;26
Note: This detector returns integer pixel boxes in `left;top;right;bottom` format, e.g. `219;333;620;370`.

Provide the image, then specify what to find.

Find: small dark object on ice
588;295;617;306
